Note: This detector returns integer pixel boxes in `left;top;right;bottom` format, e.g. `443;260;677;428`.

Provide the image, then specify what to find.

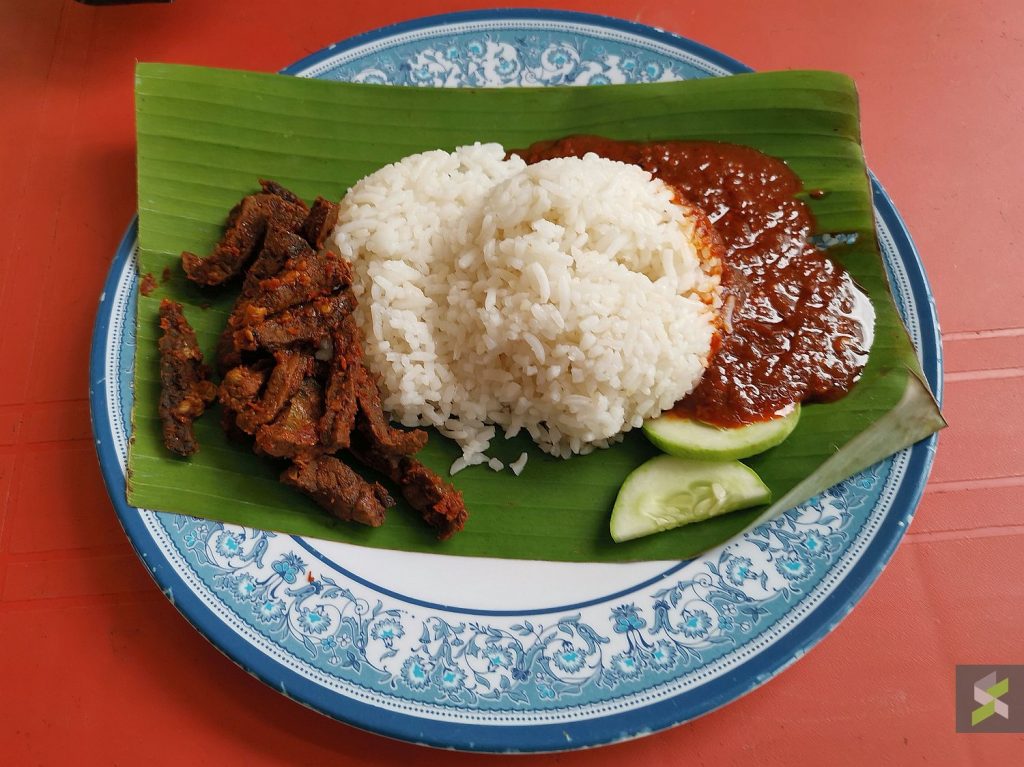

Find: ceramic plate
90;10;942;753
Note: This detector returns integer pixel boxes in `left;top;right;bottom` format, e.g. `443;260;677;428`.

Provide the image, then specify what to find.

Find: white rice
509;452;529;476
333;143;721;470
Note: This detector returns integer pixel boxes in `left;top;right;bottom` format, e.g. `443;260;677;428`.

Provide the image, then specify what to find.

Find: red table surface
2;0;1022;763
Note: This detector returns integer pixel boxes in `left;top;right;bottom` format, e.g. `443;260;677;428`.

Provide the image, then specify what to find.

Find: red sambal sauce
516;136;872;427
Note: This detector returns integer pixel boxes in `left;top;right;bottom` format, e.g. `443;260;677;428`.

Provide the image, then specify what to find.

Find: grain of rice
509;452;529;476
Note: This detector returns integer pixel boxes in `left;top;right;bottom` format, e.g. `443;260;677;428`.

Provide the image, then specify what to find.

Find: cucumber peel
643;404;801;461
610;456;771;542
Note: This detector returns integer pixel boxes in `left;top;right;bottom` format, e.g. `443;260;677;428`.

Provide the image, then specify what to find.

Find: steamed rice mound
332;143;722;467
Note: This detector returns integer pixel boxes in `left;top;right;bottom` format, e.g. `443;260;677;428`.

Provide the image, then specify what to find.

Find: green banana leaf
128;63;944;562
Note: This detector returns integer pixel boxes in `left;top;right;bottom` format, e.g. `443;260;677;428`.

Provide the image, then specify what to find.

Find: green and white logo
957;665;1023;733
972;672;1009;726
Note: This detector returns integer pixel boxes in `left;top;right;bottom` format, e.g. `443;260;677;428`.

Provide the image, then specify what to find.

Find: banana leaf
128;63;944;562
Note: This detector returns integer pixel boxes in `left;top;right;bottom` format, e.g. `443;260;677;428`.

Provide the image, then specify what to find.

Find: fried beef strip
214;363;265;444
349;436;468;540
353;364;428;456
157;299;217;456
255;378;323;459
282;455;393;528
240;222;314;299
233;293;355;353
257;178;307;207
217;363;266;412
248;244;354;315
300;197;339;250
396;459;469;540
181;187;308;286
226;351;310;435
318;315;362;451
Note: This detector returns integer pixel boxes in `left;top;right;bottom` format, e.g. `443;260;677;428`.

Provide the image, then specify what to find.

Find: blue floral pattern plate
90;10;942;753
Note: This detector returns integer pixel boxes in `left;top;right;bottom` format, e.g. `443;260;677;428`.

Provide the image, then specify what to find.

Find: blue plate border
89;9;942;753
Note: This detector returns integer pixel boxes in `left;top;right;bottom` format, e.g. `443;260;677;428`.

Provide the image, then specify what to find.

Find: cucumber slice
643;404;800;461
610;456;771;542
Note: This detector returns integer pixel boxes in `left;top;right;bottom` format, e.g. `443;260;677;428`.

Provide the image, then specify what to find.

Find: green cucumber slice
642;404;801;461
610;456;771;543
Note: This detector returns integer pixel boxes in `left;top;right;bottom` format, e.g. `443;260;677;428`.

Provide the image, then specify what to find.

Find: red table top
2;1;1022;763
